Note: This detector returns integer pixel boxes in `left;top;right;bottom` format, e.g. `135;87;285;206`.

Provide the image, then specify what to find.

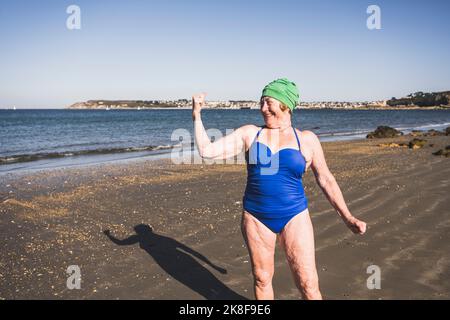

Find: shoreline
4;106;450;110
65;106;450;110
2;121;449;175
1;133;449;299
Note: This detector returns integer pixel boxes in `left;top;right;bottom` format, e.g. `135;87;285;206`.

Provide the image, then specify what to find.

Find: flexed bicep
199;125;250;159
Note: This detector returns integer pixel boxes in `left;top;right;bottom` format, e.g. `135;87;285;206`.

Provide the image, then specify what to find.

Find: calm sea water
1;109;450;172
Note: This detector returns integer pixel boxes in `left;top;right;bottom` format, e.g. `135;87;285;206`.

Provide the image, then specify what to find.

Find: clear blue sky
1;0;450;108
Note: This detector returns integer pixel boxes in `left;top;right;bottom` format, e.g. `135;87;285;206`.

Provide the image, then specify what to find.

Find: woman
192;78;367;300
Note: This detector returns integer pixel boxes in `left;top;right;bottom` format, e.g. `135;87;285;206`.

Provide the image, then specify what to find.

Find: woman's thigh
241;210;277;275
279;209;319;285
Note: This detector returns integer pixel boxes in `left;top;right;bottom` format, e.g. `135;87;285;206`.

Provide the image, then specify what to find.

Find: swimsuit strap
293;127;301;149
255;126;264;158
256;126;264;139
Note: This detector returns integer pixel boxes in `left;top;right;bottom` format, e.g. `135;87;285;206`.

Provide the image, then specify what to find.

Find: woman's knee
253;268;274;288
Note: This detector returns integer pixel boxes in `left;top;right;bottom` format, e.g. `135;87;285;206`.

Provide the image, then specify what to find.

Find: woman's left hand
345;216;367;235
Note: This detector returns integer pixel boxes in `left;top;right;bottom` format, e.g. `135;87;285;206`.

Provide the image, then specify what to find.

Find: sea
1;108;450;173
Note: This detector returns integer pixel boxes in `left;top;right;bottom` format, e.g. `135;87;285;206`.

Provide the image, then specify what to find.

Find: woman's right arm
192;93;251;159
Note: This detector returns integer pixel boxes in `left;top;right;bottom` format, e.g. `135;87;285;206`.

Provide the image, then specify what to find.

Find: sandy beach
1;133;449;300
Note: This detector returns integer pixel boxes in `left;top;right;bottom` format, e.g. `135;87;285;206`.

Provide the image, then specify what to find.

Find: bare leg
279;209;322;300
241;210;277;300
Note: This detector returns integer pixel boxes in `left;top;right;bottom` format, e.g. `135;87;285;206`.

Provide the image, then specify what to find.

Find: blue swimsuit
243;126;309;233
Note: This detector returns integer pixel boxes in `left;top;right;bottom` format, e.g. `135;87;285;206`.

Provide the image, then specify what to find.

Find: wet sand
1;134;449;299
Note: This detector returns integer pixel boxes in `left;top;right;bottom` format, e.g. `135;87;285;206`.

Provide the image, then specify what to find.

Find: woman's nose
260;102;268;112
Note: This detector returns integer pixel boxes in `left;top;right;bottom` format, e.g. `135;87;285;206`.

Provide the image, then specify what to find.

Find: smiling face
260;96;292;128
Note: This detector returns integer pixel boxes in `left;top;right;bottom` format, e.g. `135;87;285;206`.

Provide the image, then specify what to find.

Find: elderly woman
192;78;366;300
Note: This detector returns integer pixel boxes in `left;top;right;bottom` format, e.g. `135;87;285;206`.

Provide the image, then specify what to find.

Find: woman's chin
264;119;277;128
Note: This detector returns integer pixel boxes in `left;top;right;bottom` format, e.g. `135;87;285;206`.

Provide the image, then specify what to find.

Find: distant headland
67;91;450;110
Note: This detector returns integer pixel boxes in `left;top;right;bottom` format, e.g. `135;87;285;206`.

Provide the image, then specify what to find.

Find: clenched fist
345;216;367;235
192;92;207;115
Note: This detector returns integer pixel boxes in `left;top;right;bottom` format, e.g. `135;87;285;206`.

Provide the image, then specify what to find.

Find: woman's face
260;96;290;128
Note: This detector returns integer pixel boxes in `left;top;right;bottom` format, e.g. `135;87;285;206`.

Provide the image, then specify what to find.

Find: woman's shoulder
294;129;319;164
238;124;261;137
294;129;321;148
237;125;261;147
304;129;319;137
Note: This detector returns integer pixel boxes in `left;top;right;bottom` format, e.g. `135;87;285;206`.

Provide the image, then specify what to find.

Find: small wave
317;122;450;138
394;122;450;131
0;144;180;165
318;129;372;137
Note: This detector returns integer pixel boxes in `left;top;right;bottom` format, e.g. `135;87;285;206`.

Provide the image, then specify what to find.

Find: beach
1;133;449;300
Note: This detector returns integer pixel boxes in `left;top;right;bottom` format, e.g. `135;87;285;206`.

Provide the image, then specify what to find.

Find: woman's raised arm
192;93;251;159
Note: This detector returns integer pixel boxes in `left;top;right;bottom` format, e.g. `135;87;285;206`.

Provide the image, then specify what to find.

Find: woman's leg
241;210;277;300
279;209;322;300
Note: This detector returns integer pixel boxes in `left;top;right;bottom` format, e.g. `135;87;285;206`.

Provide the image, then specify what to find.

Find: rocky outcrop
410;130;424;137
425;129;445;136
408;129;447;137
366;126;404;139
433;146;450;157
408;138;427;149
387;91;450;107
377;142;408;148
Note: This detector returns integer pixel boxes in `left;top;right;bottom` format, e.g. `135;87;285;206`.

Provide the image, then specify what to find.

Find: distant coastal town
67;91;450;110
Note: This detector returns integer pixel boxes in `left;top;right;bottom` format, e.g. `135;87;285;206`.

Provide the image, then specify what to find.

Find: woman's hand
344;216;367;235
192;92;207;119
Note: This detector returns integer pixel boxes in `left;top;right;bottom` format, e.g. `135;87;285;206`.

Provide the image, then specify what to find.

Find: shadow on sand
104;224;248;300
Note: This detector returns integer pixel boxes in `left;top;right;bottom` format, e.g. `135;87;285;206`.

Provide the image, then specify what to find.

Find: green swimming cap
261;78;299;112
